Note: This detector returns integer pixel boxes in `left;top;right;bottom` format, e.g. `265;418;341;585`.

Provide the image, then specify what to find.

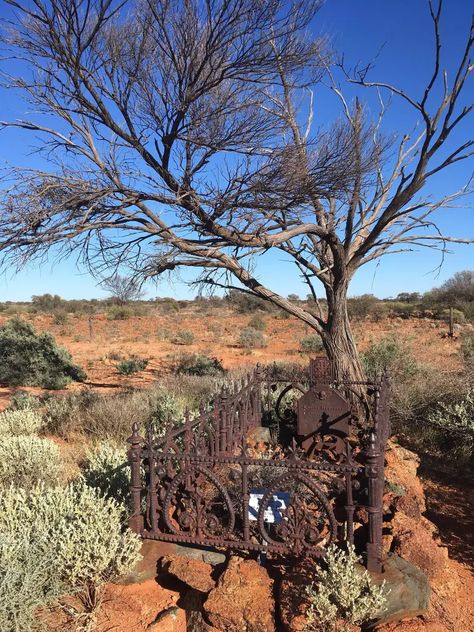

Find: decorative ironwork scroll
128;361;390;572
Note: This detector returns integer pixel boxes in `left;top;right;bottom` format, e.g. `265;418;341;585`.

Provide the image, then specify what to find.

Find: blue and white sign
248;489;290;524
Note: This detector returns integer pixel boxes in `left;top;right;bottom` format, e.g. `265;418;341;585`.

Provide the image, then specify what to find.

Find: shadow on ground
419;460;474;570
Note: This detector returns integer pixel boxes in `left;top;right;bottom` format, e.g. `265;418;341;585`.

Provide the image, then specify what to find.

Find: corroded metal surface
128;362;391;571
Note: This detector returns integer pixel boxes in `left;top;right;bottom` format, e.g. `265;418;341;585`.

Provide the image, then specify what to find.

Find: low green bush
107;305;133;320
248;314;267;331
460;330;474;370
7;391;41;411
0;318;86;389
225;290;275;314
0;484;142;611
0;409;44;436
172;352;225;376
173;329;195;345
362;336;419;380
426;390;474;460
238;327;268;349
116;356;149;376
0;435;62;487
53;310;68;325
81;444;129;506
299;335;323;354
44;388;145;440
305;544;387;631
149;390;185;438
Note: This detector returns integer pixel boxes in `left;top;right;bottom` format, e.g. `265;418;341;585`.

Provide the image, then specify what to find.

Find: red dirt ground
0;310;465;411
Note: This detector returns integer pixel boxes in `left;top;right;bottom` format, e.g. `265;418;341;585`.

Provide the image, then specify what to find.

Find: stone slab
372;555;430;627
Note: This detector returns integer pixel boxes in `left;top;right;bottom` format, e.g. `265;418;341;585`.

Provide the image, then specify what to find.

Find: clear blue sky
0;0;472;301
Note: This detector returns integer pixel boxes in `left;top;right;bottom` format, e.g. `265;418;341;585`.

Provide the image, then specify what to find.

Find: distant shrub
387;301;417;319
81;444;129;505
0;318;86;389
7;391;41;411
116;356;149;375
172;352;225;376
158;299;180;314
299;335;323;354
460;330;474;369
305;544;387;631
238;327;268;349
107;305;134;320
173;329;195;345
156;327;171;341
53;310;68;325
31;293;64;312
0;533;65;632
248;314;267;331
347;294;380;320
0;409;44;435
0;484;142;609
362;337;419;380
225;289;274;314
106;350;124;362
438;308;465;324
0;435;62;487
426;390;474;460
207;322;224;338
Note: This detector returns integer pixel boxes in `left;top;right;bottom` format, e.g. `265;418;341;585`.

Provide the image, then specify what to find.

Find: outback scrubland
0;275;473;631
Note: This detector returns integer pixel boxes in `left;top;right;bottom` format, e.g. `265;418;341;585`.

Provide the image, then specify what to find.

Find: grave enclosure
128;358;390;572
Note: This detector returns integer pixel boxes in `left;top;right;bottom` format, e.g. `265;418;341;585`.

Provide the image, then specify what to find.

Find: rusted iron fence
128;360;390;572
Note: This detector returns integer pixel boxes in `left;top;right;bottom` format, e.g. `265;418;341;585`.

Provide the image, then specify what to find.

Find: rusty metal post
251;363;262;427
365;431;383;572
344;442;355;547
448;306;454;338
127;422;144;533
220;390;229;454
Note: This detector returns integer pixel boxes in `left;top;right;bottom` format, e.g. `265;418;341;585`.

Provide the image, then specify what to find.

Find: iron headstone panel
296;386;351;437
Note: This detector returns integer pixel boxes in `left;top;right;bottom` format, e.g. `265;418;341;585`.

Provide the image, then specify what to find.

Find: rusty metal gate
128;360;390;572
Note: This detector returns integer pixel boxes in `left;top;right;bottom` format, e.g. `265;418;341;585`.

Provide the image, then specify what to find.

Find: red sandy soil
2;310;471;630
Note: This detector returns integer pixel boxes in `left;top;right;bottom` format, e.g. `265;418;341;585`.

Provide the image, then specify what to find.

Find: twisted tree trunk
321;281;366;385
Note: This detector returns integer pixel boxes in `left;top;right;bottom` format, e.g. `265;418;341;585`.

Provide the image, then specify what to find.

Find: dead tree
0;0;473;382
101;274;144;305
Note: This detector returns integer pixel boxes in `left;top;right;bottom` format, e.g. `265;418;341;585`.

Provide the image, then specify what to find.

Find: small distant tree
31;294;64;312
427;270;474;304
101;275;144;305
395;292;421;304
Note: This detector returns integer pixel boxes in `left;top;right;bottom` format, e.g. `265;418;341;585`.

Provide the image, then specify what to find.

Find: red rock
204;556;275;631
148;606;186;632
276;560;315;632
161;555;216;593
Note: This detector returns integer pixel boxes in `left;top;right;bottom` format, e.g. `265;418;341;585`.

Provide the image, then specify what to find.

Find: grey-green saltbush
0;533;65;632
426;390;474;460
0;409;44;436
0;484;142;601
81;443;130;505
362;336;419;380
305;544;387;632
238;327;268;349
0;435;62;487
299;335;323;353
